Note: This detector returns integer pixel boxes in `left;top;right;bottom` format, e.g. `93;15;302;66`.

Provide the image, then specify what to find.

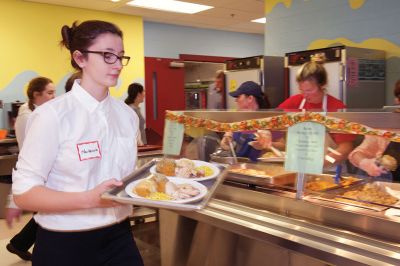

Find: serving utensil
228;140;238;164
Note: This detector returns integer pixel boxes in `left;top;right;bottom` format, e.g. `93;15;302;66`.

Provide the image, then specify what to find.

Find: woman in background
219;81;284;161
5;76;55;261
278;55;355;166
125;82;146;145
64;71;82;92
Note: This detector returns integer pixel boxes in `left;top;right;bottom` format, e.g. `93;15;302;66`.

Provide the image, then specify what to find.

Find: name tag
76;141;101;161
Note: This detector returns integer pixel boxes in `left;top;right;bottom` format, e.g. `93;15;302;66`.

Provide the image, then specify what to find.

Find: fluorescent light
252;17;266;24
127;0;213;14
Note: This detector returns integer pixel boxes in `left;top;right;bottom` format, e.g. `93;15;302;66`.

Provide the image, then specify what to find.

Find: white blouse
14;102;32;149
12;81;139;231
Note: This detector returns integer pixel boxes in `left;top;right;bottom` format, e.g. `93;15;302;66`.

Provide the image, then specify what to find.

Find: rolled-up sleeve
12;106;60;195
348;135;389;167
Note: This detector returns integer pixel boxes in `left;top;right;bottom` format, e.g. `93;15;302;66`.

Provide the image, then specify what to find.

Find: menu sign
285;122;325;174
163;112;184;155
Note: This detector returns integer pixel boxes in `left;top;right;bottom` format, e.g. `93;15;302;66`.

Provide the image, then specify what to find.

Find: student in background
207;70;225;109
394;80;400;105
65;71;82;92
5;76;55;261
12;20;143;265
125;82;146;145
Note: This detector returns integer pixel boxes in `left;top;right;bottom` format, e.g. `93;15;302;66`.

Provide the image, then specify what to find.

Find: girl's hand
86;179;123;208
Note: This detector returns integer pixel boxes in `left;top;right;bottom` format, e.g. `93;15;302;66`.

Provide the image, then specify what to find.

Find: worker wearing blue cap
220;81;285;161
229;81;269;110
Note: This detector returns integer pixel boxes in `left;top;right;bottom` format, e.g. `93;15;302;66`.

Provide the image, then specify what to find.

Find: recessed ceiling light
111;0;120;2
251;17;266;24
127;0;213;14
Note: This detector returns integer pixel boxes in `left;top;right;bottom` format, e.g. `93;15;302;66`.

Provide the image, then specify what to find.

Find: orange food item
156;159;176;176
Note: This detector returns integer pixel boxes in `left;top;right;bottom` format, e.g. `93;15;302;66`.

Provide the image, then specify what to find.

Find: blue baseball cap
229;81;263;98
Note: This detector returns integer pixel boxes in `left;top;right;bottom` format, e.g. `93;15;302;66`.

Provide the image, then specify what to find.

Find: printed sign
229;79;237;92
285;122;325;174
76;141;101;161
163;112;184;155
346;57;359;87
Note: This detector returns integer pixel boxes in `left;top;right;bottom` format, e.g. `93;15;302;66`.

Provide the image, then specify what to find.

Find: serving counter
158;110;400;266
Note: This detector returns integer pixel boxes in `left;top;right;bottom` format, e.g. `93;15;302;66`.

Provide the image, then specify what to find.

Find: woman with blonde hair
278;54;355;166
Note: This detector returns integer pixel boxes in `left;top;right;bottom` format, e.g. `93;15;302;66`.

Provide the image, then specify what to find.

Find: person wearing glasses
12;20;143;265
5;77;55;261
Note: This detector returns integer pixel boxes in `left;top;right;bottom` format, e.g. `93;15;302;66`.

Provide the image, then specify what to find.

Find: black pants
10;217;37;251
32;219;144;266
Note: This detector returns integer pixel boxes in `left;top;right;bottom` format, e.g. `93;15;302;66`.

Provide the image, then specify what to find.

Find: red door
145;57;185;142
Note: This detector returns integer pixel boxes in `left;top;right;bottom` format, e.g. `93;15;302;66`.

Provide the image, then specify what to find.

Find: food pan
102;158;226;211
226;162;294;186
313;181;400;211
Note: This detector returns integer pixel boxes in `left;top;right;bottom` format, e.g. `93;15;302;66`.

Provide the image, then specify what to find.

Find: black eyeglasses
81;50;131;66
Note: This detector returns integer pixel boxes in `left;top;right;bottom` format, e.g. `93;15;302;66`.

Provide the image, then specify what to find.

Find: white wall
144;22;264;59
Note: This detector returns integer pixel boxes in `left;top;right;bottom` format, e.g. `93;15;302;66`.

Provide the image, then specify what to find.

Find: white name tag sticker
76;141;101;161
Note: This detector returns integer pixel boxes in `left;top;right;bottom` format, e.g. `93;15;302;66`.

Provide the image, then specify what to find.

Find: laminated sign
285;122;325;174
163;112;184;155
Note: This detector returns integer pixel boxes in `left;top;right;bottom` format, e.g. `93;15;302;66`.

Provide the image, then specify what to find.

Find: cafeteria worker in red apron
278;55;355;167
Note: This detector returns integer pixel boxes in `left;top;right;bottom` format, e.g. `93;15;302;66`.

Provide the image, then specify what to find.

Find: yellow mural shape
1;1;144;99
264;0;365;15
308;38;400;59
265;0;292;15
349;0;365;9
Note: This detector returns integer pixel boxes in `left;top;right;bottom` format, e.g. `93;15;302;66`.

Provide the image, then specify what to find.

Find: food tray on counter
102;158;227;211
310;181;400;212
284;173;362;192
257;151;285;163
226;163;294;186
226;163;363;190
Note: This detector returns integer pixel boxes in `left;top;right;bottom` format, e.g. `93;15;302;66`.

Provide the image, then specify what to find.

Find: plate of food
150;158;220;181
125;175;208;204
258;151;286;162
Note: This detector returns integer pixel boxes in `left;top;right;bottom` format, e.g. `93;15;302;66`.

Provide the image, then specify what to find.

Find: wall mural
0;1;144;104
265;0;366;15
264;0;400;105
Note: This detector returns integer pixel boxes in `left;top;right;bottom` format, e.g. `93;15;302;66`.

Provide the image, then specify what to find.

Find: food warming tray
226;162;294;186
226;163;362;190
102;158;227;211
309;181;400;212
276;173;363;192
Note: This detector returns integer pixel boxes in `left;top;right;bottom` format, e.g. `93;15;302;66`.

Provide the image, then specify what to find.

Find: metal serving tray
276;173;364;192
226;162;294;186
311;181;400;212
102;159;227;211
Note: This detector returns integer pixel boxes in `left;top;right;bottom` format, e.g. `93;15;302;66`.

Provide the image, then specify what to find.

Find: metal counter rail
176;184;400;266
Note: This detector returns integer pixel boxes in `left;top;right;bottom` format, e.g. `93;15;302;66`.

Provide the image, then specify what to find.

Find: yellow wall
0;0;144;99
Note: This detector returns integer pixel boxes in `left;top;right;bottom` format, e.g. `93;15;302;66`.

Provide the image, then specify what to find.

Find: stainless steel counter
157;110;400;265
159;182;400;266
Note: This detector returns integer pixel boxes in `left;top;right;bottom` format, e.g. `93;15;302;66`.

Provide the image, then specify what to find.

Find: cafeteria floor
0;209;161;266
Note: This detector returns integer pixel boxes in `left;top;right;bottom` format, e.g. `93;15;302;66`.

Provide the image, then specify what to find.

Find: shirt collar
71;80;110;113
